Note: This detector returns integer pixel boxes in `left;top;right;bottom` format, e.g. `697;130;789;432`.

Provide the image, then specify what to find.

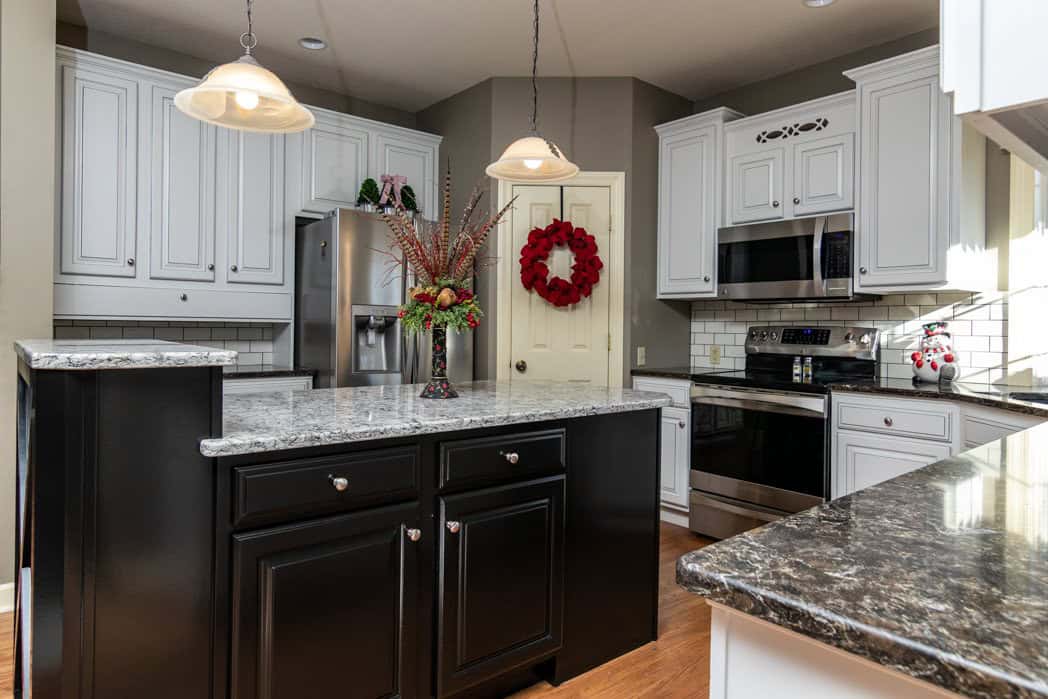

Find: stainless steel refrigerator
295;208;474;388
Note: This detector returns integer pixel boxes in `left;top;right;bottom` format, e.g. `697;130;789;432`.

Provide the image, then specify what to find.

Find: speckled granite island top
678;423;1048;698
201;380;671;457
15;339;237;370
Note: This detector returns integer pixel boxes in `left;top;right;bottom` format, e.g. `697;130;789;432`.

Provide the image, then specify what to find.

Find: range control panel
744;325;880;361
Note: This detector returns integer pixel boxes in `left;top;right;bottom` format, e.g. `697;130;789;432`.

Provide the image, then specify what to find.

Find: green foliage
399;185;418;212
357;178;381;207
399;283;482;334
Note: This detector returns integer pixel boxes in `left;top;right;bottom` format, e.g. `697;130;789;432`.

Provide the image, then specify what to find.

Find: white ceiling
58;0;939;112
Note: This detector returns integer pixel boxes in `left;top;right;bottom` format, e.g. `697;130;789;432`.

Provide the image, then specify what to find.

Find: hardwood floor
512;522;714;698
0;523;712;699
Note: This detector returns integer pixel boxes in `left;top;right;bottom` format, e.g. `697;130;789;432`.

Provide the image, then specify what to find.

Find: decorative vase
359;202;376;213
420;325;458;399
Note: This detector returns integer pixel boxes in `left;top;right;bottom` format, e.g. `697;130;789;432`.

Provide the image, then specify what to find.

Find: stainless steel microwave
717;213;854;301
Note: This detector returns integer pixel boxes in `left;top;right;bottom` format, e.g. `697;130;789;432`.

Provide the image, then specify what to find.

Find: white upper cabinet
792;134;853;216
299;110;369;214
655;108;741;298
940;0;1048;171
145;81;217;282
53;47;440;321
371;131;439;219
729;149;784;223
224;131;286;286
845;47;990;293
725;91;855;225
58;60;138;278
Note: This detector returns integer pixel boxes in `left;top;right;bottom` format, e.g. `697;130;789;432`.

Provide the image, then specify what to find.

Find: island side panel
552;408;661;683
17;366;222;699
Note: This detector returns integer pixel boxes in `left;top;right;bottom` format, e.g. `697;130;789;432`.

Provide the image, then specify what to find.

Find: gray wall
418;77;693;383
693;28;939;115
56;21;417;128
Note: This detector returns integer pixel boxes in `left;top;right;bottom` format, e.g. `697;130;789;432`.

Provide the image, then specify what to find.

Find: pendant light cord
530;0;539;134
240;0;257;55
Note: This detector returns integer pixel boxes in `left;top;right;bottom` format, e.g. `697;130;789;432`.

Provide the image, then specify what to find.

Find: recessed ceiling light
803;0;836;6
298;37;327;50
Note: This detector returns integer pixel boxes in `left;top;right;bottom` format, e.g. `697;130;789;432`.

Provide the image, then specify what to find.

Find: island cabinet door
231;502;422;699
437;476;565;697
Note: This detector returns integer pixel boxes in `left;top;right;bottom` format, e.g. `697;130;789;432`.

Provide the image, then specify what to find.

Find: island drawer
439;428;566;490
232;446;420;527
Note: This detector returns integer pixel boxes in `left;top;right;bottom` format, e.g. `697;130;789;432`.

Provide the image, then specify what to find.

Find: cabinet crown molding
724;90;855;134
842;44;940;83
655;106;745;136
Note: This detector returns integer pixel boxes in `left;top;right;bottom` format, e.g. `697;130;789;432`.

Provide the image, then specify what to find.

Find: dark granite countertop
632;367;1048;417
677;424;1048;698
222;364;316;379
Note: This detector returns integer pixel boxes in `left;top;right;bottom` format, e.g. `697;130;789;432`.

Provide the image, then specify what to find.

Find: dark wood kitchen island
13;339;670;699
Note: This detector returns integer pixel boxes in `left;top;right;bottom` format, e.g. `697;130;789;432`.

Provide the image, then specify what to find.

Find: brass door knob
515;360;527;373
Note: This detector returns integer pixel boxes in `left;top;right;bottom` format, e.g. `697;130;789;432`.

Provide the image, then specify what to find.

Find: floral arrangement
519;219;603;307
379;170;513;334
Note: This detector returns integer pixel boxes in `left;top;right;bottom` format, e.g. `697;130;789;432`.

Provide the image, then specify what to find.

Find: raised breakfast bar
13;340;670;699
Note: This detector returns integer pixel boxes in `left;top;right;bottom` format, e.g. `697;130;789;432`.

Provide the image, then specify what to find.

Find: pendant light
175;0;314;133
486;0;579;182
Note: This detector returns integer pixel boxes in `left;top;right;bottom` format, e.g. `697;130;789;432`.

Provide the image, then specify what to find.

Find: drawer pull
501;451;520;465
406;528;422;542
883;416;894;427
329;475;349;492
678;420;686;429
446;521;461;534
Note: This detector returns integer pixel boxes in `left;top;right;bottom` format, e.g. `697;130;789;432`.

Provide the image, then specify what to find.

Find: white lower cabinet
960;404;1046;450
833;430;952;498
633;377;692;514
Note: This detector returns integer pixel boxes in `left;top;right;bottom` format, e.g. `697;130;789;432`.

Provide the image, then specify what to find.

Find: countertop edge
15;340;238;370
201;396;671;457
675;560;1047;698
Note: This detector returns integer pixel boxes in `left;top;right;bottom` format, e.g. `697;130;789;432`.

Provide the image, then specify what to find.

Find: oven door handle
695;395;824;419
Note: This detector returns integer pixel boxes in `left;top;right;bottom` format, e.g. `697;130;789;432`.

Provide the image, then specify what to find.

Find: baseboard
660;507;689;528
0;582;14;613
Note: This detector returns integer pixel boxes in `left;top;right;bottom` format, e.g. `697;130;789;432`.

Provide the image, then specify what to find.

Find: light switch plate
636;346;646;366
710;345;721;365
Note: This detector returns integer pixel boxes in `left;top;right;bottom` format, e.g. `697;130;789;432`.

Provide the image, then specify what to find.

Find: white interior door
509;185;611;385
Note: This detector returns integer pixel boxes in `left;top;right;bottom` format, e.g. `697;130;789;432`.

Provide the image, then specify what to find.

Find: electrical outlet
710;345;722;365
636;346;646;366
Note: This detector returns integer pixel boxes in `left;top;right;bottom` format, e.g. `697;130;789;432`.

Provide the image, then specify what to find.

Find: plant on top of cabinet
724;91;856;225
358;177;381;209
845;46;991;293
655;107;743;298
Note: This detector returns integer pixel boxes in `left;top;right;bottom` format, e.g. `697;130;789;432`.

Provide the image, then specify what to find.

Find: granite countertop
632;367;1048;417
222;364;316;379
15;339;237;370
201;380;671;457
678;423;1048;698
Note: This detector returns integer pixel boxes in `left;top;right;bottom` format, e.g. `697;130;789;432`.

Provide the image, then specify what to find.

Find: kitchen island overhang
13;339;671;699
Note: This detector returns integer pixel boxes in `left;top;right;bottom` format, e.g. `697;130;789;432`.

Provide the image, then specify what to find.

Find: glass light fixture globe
175;54;314;133
486;135;579;182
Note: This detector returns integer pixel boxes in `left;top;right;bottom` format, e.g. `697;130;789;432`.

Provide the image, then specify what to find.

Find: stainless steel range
688;325;881;539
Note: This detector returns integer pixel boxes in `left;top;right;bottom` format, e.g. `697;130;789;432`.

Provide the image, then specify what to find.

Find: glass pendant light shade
486;135;579;182
175;54;314;133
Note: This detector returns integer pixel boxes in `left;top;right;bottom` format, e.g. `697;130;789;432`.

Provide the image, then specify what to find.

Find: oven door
690;385;827;518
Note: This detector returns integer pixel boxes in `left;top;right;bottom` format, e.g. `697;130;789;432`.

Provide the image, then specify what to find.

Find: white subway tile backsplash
53;320;286;367
691;291;1011;380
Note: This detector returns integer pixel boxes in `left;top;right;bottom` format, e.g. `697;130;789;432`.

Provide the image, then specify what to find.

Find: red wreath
519;219;604;307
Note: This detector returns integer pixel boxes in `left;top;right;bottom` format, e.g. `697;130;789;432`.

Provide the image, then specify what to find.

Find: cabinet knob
501;451;520;465
127;257;135;266
329;475;349;492
793;197;800;205
179;293;188;302
207;263;215;271
703;275;711;283
678;420;686;429
772;200;780;208
859;267;868;274
230;264;239;272
883;416;894;427
446;521;461;534
406;528;422;542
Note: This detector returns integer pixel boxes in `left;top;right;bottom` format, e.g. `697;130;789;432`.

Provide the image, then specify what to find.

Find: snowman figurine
910;321;960;383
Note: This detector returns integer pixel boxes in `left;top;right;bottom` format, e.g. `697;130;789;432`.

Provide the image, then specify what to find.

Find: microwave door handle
812;216;826;290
